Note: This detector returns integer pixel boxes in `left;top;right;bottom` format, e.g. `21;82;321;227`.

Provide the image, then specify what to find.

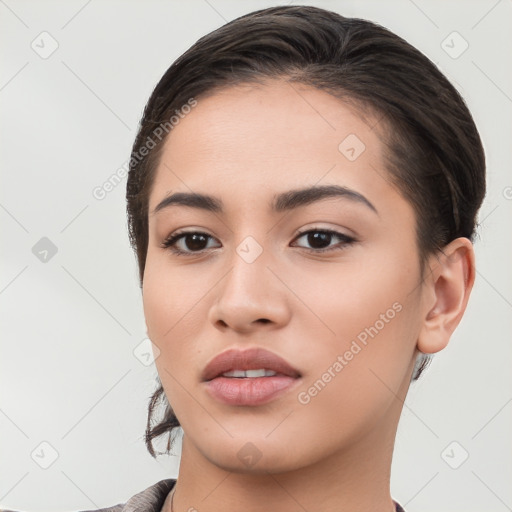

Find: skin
142;80;475;512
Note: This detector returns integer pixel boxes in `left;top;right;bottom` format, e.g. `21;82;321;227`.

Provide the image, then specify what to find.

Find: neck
167;407;400;512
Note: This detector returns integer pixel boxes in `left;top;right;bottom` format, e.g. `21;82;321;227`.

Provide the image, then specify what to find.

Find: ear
417;237;476;354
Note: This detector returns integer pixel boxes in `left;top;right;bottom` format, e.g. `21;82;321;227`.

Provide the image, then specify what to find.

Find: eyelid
292;224;355;239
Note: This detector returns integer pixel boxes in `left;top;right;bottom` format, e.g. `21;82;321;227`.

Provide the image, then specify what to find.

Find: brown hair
126;5;486;457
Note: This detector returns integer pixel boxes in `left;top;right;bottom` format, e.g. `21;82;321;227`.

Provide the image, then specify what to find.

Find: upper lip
201;347;301;381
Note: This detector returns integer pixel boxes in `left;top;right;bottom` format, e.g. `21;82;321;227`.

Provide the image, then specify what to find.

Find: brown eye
180;233;209;251
161;231;221;255
292;229;355;253
305;232;332;249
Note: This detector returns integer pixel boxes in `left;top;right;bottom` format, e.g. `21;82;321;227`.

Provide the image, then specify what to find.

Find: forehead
149;80;393;213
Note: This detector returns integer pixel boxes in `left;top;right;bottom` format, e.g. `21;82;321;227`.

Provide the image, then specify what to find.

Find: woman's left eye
161;231;220;255
291;229;355;253
161;228;355;256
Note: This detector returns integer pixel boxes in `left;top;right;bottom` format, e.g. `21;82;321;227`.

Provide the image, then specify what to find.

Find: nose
207;243;292;334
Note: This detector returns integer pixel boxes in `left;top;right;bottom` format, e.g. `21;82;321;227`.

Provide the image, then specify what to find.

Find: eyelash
160;228;356;257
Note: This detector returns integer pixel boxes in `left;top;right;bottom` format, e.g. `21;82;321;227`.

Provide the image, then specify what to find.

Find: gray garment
79;479;176;512
0;479;176;512
1;479;407;511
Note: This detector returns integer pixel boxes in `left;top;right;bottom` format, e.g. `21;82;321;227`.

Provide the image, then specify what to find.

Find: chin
194;434;316;475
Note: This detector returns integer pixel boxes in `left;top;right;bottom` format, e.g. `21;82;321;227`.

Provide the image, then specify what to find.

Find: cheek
294;251;419;350
142;253;212;379
143;252;203;337
292;255;421;422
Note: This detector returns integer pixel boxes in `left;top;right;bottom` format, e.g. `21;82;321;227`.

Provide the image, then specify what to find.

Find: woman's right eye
161;231;221;256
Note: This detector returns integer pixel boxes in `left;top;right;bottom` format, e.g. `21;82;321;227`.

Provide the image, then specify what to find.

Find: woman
121;4;486;511
7;4;486;512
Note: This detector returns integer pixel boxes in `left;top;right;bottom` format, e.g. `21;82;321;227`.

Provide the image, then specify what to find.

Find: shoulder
0;479;176;512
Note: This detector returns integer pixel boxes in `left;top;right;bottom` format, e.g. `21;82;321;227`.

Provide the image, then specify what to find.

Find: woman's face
143;80;428;473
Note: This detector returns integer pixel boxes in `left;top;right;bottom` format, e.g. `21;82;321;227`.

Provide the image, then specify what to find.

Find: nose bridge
224;233;273;299
208;231;290;330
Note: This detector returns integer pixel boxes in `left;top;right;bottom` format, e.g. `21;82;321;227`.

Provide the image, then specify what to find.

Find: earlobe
417;238;475;354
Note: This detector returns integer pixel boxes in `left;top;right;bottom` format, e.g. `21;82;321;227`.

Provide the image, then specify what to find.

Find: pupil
186;234;207;251
308;232;331;249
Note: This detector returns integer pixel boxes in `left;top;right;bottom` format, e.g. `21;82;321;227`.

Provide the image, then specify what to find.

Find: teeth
222;369;277;378
227;370;246;378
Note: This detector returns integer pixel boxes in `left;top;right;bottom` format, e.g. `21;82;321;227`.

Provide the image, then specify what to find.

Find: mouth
201;347;302;406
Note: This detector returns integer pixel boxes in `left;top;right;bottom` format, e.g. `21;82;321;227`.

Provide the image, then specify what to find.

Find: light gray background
1;0;511;510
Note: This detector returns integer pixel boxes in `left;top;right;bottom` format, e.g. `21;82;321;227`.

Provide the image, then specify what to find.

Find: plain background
1;0;511;510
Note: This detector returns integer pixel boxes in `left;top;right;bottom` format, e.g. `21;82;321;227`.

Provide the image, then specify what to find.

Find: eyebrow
151;184;378;216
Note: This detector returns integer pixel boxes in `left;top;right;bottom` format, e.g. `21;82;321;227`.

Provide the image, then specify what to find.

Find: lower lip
205;376;299;406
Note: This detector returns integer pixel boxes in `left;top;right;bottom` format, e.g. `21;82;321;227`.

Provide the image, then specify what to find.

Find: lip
202;347;301;381
201;347;302;406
